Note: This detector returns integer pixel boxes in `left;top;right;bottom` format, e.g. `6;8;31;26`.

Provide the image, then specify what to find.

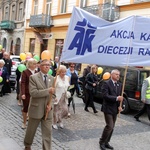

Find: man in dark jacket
3;52;12;75
53;56;59;76
99;69;123;150
2;52;12;93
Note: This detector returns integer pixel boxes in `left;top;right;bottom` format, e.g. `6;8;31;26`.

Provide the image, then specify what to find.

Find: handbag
66;91;71;98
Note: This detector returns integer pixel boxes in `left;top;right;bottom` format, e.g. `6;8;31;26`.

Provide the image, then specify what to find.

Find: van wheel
121;98;130;114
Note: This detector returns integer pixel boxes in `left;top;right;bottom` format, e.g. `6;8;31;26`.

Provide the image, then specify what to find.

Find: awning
0;22;8;27
0;21;15;30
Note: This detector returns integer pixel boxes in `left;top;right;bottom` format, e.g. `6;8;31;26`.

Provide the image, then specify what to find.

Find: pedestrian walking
21;58;37;129
3;52;12;93
66;63;81;116
82;64;91;103
53;56;59;76
99;69;123;150
24;59;55;150
134;75;150;122
84;65;98;113
0;59;9;96
52;65;70;129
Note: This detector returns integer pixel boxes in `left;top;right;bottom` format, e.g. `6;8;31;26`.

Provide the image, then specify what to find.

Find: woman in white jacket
52;65;70;129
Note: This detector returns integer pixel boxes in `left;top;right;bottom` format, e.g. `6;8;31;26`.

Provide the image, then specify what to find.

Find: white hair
111;69;120;74
0;59;5;65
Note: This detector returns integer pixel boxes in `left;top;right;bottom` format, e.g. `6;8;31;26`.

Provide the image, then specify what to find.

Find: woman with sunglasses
66;63;81;115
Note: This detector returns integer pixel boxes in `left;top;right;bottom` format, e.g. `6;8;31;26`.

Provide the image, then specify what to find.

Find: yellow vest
146;77;150;99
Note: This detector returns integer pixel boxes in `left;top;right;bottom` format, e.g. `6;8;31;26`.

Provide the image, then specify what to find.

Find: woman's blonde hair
58;65;67;74
91;65;97;72
26;58;37;68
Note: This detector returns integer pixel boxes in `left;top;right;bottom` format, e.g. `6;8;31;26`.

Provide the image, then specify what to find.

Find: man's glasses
41;64;50;67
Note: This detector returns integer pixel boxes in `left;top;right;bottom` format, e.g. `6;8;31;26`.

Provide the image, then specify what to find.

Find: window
140;72;149;85
11;5;16;21
125;71;137;90
46;0;52;15
29;38;35;54
55;39;64;58
5;6;9;20
80;0;87;8
60;0;67;13
18;2;23;21
15;38;21;55
34;0;38;15
3;38;7;50
103;0;115;3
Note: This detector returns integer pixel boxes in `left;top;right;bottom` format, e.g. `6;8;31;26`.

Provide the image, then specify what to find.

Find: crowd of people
1;50;149;150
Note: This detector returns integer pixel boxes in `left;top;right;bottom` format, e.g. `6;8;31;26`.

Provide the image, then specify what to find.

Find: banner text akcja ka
60;7;150;66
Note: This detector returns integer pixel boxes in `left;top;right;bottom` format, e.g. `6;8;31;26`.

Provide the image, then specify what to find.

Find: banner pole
118;66;128;117
118;16;136;117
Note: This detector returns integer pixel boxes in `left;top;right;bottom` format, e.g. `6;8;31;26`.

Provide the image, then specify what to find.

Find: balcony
0;20;15;30
134;0;150;3
29;14;52;28
82;3;120;21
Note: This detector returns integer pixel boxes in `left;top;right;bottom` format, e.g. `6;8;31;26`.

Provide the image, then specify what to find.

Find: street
0;91;150;150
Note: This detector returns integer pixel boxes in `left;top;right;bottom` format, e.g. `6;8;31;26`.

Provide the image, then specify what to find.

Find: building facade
117;0;150;18
0;0;26;55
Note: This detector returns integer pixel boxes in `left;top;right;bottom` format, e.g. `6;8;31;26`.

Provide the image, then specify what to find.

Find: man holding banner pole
24;59;55;150
99;69;123;150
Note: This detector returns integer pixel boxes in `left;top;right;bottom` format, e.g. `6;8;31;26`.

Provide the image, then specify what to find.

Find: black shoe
134;116;141;122
105;143;114;149
84;108;89;112
100;143;106;150
94;110;98;113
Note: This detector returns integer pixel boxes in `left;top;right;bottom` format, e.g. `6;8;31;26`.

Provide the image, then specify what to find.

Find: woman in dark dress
84;65;98;113
0;59;9;96
21;58;37;129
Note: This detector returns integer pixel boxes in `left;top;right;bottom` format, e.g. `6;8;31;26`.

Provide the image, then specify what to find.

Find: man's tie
114;82;118;93
44;75;47;87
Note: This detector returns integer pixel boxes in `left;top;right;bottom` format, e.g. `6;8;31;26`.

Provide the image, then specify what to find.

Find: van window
124;70;137;90
140;72;149;85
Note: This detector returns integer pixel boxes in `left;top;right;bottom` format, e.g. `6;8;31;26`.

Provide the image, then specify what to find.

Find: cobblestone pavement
0;91;150;150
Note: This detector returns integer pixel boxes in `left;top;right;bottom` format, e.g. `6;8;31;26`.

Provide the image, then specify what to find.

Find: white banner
60;7;150;66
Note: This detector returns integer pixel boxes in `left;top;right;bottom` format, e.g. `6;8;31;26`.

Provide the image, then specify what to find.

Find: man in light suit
99;69;123;150
24;59;55;150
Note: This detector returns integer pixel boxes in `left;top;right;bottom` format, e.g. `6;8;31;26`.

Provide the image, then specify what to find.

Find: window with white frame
18;2;23;21
55;39;64;58
103;0;115;3
34;0;38;15
60;0;67;13
5;6;9;20
80;0;87;8
46;0;52;16
11;4;16;21
29;38;35;54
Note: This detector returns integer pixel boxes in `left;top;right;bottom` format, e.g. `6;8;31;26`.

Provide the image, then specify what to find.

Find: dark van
93;66;150;114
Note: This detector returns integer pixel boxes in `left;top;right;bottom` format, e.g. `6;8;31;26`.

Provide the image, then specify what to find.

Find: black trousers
85;89;96;112
100;113;117;144
134;103;150;120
